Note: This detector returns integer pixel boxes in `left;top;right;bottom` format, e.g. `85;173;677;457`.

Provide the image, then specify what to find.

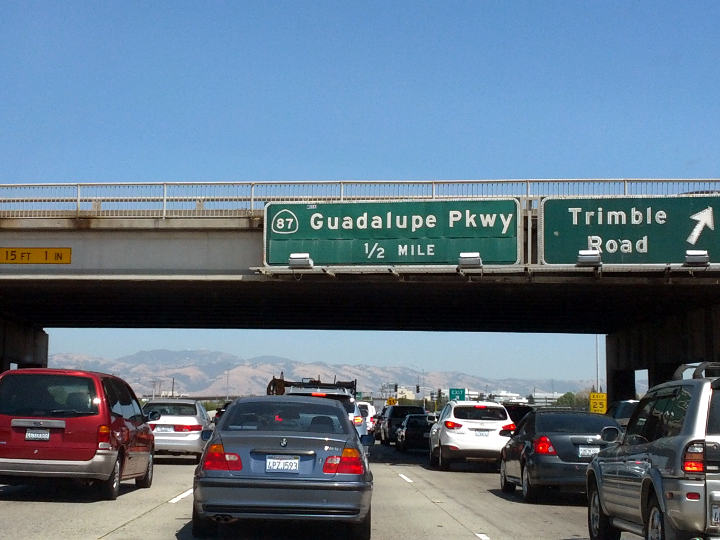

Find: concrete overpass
2;179;720;403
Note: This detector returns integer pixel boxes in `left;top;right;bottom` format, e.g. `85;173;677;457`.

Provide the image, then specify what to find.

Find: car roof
1;367;114;379
236;395;347;409
144;398;199;405
450;400;505;407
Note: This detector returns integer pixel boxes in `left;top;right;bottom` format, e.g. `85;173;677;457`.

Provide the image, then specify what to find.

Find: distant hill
48;349;640;398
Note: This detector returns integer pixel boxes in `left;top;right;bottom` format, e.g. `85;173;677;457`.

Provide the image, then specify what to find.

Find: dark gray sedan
499;410;619;503
192;395;373;538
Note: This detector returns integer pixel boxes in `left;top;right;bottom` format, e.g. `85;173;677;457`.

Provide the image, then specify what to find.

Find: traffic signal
437;388;442;399
394;384;398;392
416;385;420;393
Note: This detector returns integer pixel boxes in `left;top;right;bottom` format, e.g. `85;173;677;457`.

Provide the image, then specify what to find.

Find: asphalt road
0;443;641;540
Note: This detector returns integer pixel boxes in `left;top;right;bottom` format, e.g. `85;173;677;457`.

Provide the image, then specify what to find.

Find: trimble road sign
541;196;720;264
265;200;520;266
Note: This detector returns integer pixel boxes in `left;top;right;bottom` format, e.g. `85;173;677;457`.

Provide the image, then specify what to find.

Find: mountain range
47;349;634;399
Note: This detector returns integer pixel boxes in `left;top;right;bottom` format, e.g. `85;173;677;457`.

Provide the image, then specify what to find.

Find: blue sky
2;2;718;379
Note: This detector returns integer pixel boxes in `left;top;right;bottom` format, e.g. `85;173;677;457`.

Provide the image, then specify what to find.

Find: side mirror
147;411;161;422
201;429;214;442
359;434;374;447
601;426;620;443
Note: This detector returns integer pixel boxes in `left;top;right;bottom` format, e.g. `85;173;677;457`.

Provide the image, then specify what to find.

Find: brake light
97;425;111;449
149;424;156;431
202;443;242;471
311;392;327;397
474;405;487;409
683;442;704;473
444;420;462;429
502;423;516;431
323;448;365;475
354;416;364;426
174;425;202;432
533;435;557;455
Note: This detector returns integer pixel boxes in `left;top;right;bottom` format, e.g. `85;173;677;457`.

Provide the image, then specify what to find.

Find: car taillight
502;423;516;431
533;435;557;455
444;420;462;430
202;443;242;471
174;425;203;432
97;425;111;449
354;416;364;426
683;442;705;473
311;392;327;397
323;448;365;475
149;424;156;431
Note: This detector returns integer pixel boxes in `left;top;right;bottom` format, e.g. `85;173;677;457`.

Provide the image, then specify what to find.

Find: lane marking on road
475;534;491;540
169;488;194;504
398;473;414;483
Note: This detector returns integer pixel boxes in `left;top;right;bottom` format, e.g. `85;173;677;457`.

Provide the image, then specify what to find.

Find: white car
429;400;514;471
357;401;377;433
142;399;212;462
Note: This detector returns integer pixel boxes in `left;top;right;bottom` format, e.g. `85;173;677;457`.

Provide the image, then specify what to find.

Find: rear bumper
0;449;117;482
442;445;502;461
526;456;589;489
194;477;372;523
153;436;204;455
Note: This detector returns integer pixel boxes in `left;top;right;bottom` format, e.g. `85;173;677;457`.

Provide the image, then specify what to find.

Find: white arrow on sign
687;207;715;245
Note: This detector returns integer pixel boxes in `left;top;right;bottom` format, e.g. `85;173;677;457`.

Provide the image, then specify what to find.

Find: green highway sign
541;196;720;264
265;200;520;266
448;388;466;400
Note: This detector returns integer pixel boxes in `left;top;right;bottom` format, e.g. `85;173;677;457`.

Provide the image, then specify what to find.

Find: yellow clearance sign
0;248;72;264
589;392;607;414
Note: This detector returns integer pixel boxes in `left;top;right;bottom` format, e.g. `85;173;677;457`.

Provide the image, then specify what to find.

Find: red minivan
0;368;158;499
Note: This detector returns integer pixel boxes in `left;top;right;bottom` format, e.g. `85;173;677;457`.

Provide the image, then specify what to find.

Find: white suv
429;400;514;470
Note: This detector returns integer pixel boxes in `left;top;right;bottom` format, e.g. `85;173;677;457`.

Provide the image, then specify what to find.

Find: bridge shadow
368;443;499;472
175;519;359;539
0;479;137;503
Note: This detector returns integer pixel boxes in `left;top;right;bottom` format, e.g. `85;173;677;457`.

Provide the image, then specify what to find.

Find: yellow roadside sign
386;397;397;406
589;392;607;414
0;247;72;264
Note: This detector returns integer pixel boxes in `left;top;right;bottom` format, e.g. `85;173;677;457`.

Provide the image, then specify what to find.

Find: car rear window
0;374;98;417
391;406;425;418
453;406;508;421
536;413;616;433
143;402;198;416
706;389;720;435
223;400;349;434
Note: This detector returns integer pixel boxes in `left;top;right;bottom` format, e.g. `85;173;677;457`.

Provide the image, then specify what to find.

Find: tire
499;459;516;494
587;480;620;540
438;446;450;471
195;453;202;465
99;457;121;500
192;506;218;538
646;494;668;540
381;429;390;446
135;452;153;489
429;446;439;468
396;439;405;452
521;464;540;503
349;508;371;540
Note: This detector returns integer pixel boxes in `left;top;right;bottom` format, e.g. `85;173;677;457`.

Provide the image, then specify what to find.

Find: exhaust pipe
211;514;235;523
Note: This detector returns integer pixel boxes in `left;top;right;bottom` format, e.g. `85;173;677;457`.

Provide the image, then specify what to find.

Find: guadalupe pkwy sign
265;200;520;266
541;196;720;264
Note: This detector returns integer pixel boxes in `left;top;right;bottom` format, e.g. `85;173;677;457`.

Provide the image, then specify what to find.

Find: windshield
0;374;99;417
287;391;354;414
223;400;349;434
390;406;425;418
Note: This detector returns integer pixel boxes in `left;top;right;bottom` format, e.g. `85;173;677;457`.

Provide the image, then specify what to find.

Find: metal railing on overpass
1;179;719;218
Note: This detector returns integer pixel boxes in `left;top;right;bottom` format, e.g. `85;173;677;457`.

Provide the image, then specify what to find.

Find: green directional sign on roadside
448;388;466;400
265;200;520;266
541;196;720;264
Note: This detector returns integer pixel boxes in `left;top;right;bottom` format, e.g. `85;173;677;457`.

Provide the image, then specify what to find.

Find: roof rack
266;372;357;396
672;362;720;380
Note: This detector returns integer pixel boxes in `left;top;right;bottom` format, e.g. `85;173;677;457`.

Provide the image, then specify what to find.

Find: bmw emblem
280;438;288;447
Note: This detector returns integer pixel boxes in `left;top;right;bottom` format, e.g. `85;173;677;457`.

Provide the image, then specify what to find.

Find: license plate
154;425;173;433
475;430;490;437
25;428;50;441
578;445;600;457
712;504;720;525
266;455;300;473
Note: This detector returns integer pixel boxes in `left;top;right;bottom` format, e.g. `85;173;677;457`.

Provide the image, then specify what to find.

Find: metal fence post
76;184;81;217
250;183;255;211
162;183;167;218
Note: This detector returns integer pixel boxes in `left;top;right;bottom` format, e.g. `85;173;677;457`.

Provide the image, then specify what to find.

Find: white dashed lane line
398;473;414;483
169;488;193;504
475;534;491;540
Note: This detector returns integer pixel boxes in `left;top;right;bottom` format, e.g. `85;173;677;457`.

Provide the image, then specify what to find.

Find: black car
499;410;619;502
378;405;426;445
395;414;432;451
213;401;233;424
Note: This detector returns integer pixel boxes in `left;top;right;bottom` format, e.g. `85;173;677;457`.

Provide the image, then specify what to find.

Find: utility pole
225;370;229;401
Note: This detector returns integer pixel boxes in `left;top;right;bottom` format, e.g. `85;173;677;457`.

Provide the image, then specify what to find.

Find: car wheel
646;494;672;540
439;446;450;471
349;507;371;540
396;439;405;452
192;505;218;538
135;452;153;489
195;453;202;465
521;464;540;503
429;446;439;468
99;457;121;500
587;480;620;540
381;429;390;446
499;459;515;494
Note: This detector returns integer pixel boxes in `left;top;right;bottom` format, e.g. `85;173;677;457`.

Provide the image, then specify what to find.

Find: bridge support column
607;305;720;402
0;319;48;373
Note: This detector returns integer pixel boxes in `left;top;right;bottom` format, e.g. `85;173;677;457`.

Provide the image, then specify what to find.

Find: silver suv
587;362;720;540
